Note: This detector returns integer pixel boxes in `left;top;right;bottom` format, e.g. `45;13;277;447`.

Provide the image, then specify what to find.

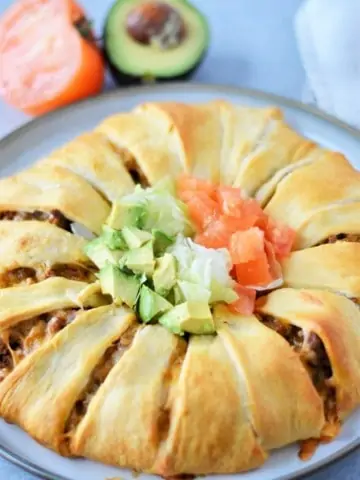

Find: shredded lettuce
118;180;193;237
168;236;237;305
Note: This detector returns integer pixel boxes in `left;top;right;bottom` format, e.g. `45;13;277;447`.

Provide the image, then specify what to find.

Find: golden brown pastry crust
214;100;282;186
96;109;186;185
294;202;360;249
71;325;186;472
233;117;315;196
265;153;360;248
39;132;135;202
282;243;360;297
0;164;110;234
0;277;105;329
255;147;326;207
136;102;224;183
256;289;360;418
214;306;325;449
0;221;90;282
0;305;135;453
154;333;267;476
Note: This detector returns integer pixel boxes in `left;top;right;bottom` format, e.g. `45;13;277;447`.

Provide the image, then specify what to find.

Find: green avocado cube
153;253;177;296
99;263;141;308
122;226;152;249
138;285;172;323
120;241;154;275
106;201;147;230
158;301;215;336
84;237;123;269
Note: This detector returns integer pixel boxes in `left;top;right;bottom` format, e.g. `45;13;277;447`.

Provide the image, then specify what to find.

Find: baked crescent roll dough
256;289;360;418
282;243;360;298
0;305;135;453
0;278;105;330
255;147;326;207
0;221;90;279
71;325;186;472
39;132;135;202
0;164;110;234
215;101;282;186
154;334;267;476
233;117;315;197
215;306;324;449
96;110;186;185
265;153;360;237
294;202;360;249
136;102;223;183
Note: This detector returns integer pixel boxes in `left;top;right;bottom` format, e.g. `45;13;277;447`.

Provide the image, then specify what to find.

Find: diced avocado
99;263;141;308
101;225;127;250
84;238;123;269
159;301;215;335
177;280;211;304
138;285;172;323
122;226;152;249
153;253;177;296
120;241;154;275
152;229;175;255
174;284;185;305
106;201;147;230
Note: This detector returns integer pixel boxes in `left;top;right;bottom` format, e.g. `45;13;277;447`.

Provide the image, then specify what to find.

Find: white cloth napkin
295;0;360;128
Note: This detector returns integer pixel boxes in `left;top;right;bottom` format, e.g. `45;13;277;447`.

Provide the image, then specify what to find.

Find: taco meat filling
320;233;360;245
64;323;140;444
0;267;37;288
259;314;340;459
44;264;96;283
0;264;95;288
110;144;149;186
0;209;72;231
0;308;78;381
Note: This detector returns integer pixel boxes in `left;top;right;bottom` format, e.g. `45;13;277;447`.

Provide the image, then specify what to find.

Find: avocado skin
103;44;208;86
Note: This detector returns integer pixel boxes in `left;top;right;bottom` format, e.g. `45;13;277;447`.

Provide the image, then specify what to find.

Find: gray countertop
0;0;359;478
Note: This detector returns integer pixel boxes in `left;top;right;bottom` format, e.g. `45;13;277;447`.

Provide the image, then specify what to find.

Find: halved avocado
104;0;210;85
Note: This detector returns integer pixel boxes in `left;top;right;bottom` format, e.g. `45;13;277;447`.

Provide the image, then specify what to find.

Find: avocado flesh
138;285;172;323
99;264;141;308
107;201;147;230
153;253;177;296
84;238;123;269
101;225;128;250
104;0;209;82
152;229;174;256
122;225;152;249
159;301;215;335
120;240;155;275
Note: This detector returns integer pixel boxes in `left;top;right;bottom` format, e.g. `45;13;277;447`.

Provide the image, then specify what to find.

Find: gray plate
0;83;359;480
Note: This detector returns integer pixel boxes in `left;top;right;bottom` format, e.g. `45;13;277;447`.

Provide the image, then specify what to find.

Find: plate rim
0;82;359;480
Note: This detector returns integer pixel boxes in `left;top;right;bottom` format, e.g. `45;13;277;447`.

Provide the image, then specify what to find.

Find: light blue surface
0;1;358;479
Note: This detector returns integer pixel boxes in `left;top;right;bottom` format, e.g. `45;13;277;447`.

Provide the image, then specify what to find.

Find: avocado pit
126;1;186;49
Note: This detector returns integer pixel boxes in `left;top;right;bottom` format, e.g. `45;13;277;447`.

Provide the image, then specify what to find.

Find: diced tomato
216;186;245;215
186;192;220;230
264;240;283;286
195;219;231;249
228;284;256;315
230;227;265;264
264;218;296;259
255;212;269;232
177;174;293;291
176;174;217;199
235;254;273;287
177;190;195;203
